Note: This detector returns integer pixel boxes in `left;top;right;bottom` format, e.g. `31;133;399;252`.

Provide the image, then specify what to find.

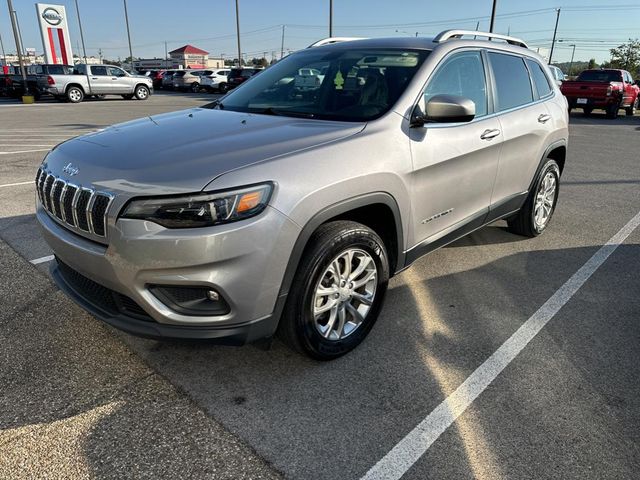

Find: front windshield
217;47;430;121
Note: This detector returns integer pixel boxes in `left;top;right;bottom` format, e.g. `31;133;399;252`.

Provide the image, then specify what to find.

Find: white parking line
0;149;50;155
0;181;33;188
361;210;640;480
30;255;54;265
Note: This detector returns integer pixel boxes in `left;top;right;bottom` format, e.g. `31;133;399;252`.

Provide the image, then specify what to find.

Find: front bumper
37;202;300;342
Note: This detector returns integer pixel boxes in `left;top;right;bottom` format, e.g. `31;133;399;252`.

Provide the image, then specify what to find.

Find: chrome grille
36;167;113;239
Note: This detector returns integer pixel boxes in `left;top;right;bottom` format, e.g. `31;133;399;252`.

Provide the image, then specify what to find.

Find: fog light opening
206;289;220;301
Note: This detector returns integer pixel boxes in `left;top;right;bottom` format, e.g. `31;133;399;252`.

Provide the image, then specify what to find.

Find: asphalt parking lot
1;92;639;479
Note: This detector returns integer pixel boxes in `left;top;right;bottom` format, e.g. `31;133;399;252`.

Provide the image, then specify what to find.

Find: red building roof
169;45;209;55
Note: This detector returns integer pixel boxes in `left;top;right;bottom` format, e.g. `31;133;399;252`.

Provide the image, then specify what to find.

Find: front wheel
507;158;560;237
279;221;389;360
134;85;150;100
625;98;638;116
191;82;200;93
218;82;228;93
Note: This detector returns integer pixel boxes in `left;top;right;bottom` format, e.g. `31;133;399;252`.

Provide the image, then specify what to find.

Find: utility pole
98;48;103;63
6;0;27;93
548;8;561;64
164;41;168;68
73;0;92;94
235;0;241;67
489;0;497;33
568;44;576;76
0;30;6;67
329;0;333;37
280;25;285;60
123;0;134;72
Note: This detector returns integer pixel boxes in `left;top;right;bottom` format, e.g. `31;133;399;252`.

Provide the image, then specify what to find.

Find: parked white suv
36;31;568;359
200;69;231;93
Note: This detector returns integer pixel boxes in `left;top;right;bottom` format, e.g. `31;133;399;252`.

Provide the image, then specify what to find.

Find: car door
88;65;110;93
409;50;502;243
107;67;130;94
489;52;556;207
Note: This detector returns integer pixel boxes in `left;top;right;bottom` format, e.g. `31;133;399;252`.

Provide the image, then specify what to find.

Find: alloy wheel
312;248;378;341
533;171;557;230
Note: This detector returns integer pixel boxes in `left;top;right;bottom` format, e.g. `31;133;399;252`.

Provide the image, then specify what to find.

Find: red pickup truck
561;69;639;119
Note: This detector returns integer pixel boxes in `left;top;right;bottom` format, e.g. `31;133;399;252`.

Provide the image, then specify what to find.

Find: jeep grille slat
36;167;112;239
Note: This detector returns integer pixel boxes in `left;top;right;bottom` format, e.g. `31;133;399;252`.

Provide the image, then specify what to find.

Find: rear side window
424;50;488;117
488;52;534;111
526;59;552;98
92;66;108;76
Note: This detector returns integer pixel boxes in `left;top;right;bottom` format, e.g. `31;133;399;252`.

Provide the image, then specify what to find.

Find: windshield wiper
254;107;315;119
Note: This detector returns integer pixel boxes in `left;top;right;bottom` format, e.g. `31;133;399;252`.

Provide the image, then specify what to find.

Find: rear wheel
66;86;84;103
121;94;134;100
134;85;149;100
507;158;560;237
218;82;228;93
279;221;389;360
191;82;200;93
625;98;638;116
605;102;620;119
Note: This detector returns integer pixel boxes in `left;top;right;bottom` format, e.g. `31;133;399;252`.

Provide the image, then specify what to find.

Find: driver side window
423;51;488;117
108;67;125;77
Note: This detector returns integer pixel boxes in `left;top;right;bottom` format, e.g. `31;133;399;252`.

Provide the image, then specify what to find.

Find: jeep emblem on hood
62;163;79;176
42;7;63;26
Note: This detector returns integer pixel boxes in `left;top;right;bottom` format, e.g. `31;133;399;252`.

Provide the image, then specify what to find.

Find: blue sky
1;1;638;63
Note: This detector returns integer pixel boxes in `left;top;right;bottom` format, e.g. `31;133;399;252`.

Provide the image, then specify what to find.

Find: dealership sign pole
7;0;28;93
35;3;73;65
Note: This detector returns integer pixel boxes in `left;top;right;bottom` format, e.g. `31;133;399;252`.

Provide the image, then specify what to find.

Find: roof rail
307;37;366;48
433;29;528;48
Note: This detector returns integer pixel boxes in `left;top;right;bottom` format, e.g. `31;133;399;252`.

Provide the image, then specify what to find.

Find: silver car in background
35;30;568;359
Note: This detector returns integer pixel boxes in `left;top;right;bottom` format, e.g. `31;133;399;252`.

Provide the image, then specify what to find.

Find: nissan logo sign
42;7;63;26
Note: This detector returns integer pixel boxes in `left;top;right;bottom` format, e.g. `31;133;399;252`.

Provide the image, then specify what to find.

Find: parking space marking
0;181;33;188
361;210;640;480
0;149;50;155
29;255;54;265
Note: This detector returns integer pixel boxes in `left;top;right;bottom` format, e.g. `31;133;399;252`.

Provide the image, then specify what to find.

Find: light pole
6;0;27;93
73;0;92;94
0;30;6;67
568;44;576;76
329;0;333;37
280;25;285;60
235;0;241;67
123;0;134;72
489;0;498;33
548;8;561;64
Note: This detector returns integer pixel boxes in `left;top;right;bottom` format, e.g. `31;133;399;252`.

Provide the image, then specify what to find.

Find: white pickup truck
44;64;153;103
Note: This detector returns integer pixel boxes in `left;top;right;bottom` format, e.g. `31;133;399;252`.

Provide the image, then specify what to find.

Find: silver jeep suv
35;31;569;359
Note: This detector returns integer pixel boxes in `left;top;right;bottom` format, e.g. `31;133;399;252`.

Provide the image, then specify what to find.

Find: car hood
43;108;365;195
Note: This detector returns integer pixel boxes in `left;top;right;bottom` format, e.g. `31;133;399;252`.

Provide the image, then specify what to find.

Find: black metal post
489;0;498;33
235;0;241;66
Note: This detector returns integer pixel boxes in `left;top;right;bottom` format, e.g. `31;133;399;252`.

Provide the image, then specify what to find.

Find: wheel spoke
348;253;372;282
335;306;347;338
345;302;365;326
316;285;338;297
314;296;337;315
351;291;373;306
342;250;353;279
352;268;376;289
322;305;339;338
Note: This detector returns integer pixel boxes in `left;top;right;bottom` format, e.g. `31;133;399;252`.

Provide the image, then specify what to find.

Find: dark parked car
227;68;262;89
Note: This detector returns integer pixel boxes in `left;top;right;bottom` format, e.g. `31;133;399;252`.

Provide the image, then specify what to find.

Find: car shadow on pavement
113;242;640;480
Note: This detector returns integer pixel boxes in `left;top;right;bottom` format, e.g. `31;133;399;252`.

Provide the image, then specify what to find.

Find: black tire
507;158;560;237
583;107;592;116
134;85;150;100
605;102;619;119
625;98;637;116
191;82;200;93
66;86;84;103
121;94;134;100
218;82;228;93
278;220;389;360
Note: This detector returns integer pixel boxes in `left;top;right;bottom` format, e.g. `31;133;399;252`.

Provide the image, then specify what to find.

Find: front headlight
121;183;273;228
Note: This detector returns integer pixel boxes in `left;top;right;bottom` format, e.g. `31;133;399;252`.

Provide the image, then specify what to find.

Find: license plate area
577;98;588;105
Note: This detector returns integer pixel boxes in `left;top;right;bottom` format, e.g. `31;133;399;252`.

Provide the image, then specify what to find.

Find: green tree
587;58;597;69
609;38;640;76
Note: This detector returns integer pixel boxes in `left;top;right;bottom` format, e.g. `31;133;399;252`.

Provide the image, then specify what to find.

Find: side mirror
411;94;476;126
